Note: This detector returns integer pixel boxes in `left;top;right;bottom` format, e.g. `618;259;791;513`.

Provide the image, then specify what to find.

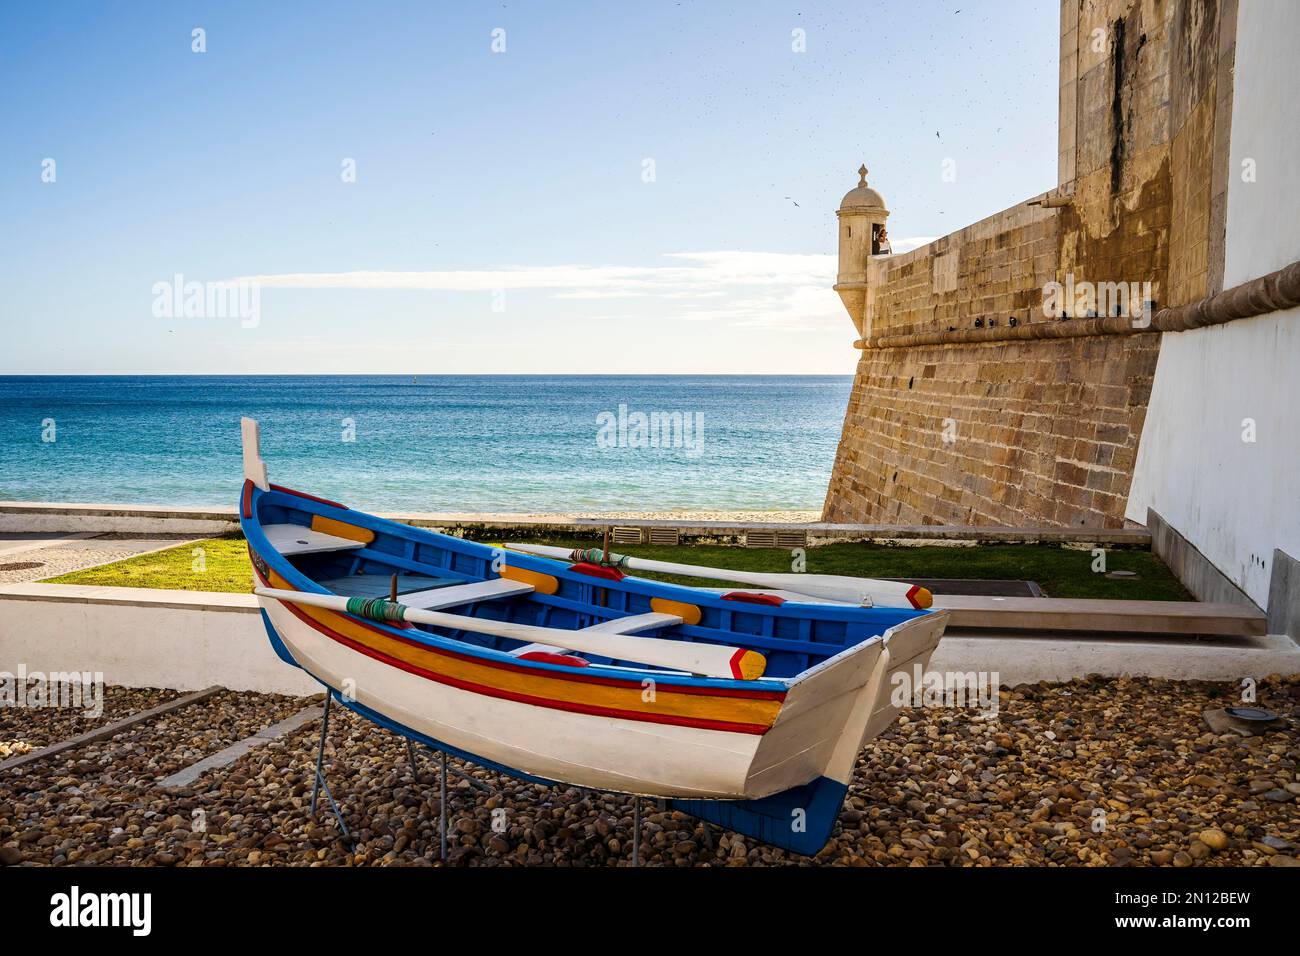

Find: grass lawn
45;533;1192;601
44;535;253;593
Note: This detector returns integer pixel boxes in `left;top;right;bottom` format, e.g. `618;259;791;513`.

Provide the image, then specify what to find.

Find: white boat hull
261;599;948;800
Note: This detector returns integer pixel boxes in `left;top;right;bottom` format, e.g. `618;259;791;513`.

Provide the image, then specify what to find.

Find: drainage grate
611;527;643;545
747;530;808;548
647;527;680;546
0;561;45;572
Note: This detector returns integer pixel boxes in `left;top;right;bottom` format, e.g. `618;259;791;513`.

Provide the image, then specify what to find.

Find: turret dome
839;165;887;210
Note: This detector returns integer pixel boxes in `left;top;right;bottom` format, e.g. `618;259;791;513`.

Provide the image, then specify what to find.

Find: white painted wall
1126;1;1300;607
1220;0;1300;283
0;586;319;696
5;585;1300;692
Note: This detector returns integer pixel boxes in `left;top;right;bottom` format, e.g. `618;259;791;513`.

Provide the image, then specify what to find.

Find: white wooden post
241;417;270;490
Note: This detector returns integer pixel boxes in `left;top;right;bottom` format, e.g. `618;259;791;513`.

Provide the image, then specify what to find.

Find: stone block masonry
825;332;1160;528
824;0;1237;530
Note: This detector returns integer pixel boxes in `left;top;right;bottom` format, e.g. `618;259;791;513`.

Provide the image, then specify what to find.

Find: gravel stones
0;675;1296;867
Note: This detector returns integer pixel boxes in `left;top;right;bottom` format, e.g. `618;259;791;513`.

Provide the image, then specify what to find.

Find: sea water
0;375;851;513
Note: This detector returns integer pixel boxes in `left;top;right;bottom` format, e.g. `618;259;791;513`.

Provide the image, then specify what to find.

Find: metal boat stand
402;737;447;861
627;796;668;866
309;694;351;841
632;797;641;867
400;737;654;868
402;735;493;863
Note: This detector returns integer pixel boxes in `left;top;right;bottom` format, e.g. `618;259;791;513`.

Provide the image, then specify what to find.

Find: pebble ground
1;677;1297;867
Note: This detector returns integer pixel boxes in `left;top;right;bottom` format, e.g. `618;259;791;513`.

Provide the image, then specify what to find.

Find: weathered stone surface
824;0;1238;530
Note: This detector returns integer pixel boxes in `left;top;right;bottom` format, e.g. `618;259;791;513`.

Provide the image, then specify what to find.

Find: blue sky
1;0;1059;374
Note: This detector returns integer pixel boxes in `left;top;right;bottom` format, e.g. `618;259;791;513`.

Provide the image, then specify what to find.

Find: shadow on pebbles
1;676;1297;867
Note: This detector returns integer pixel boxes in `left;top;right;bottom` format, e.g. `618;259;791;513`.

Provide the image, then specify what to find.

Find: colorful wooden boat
240;419;948;855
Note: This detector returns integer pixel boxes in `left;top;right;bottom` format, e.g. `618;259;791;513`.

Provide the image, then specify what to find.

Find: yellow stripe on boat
268;569;779;729
651;597;702;626
310;515;375;544
500;565;559;595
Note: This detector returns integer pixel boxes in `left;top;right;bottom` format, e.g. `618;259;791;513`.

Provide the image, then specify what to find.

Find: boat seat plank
508;613;683;660
402;578;535;611
583;612;683;635
317;573;462;599
262;523;367;556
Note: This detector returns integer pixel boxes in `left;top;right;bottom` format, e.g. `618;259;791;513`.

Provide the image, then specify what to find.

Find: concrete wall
0;502;240;536
1126;1;1300;608
0;585;318;696
3;584;1297;691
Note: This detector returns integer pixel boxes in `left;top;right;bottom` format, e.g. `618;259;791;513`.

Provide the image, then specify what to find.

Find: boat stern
672;610;950;855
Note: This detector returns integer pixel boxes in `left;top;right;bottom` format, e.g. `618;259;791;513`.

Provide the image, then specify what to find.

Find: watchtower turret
833;164;889;336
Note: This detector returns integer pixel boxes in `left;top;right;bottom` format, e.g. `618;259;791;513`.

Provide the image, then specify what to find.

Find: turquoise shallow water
0;376;851;513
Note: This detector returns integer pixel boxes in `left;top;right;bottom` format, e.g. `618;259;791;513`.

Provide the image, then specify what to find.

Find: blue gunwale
242;483;928;689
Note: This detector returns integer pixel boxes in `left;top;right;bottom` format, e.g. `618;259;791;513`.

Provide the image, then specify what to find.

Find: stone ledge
572;517;1151;544
0;582;259;613
931;632;1300;683
0;501;238;519
856;258;1300;351
0;501;1154;546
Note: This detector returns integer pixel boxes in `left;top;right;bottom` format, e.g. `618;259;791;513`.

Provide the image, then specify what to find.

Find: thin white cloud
236;265;667;292
233;250;859;330
235;253;835;293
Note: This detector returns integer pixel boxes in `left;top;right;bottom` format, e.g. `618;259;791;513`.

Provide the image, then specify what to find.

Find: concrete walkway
0;534;202;586
0;532;97;558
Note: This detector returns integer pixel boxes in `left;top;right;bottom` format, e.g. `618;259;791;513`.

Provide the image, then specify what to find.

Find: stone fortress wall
823;0;1236;530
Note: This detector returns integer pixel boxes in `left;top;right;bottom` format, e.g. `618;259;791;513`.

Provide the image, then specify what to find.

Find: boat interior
253;488;929;680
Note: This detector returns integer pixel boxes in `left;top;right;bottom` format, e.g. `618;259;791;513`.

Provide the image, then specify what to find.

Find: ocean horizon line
0;371;854;379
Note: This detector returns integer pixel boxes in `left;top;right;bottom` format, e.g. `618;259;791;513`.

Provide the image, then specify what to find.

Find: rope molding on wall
854;259;1300;351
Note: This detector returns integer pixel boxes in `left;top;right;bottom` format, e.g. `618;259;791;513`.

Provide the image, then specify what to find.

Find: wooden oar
254;587;765;680
503;543;932;610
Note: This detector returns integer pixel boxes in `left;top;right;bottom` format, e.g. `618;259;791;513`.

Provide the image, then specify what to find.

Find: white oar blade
502;543;933;609
254;587;766;680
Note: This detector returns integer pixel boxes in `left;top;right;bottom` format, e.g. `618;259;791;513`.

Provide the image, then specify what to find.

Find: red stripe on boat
722;592;786;606
269;484;347;510
518;651;588;668
570;562;625;581
905;584;923;609
241;479;254;518
728;647;749;680
268;592;773;734
250;559;784;702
